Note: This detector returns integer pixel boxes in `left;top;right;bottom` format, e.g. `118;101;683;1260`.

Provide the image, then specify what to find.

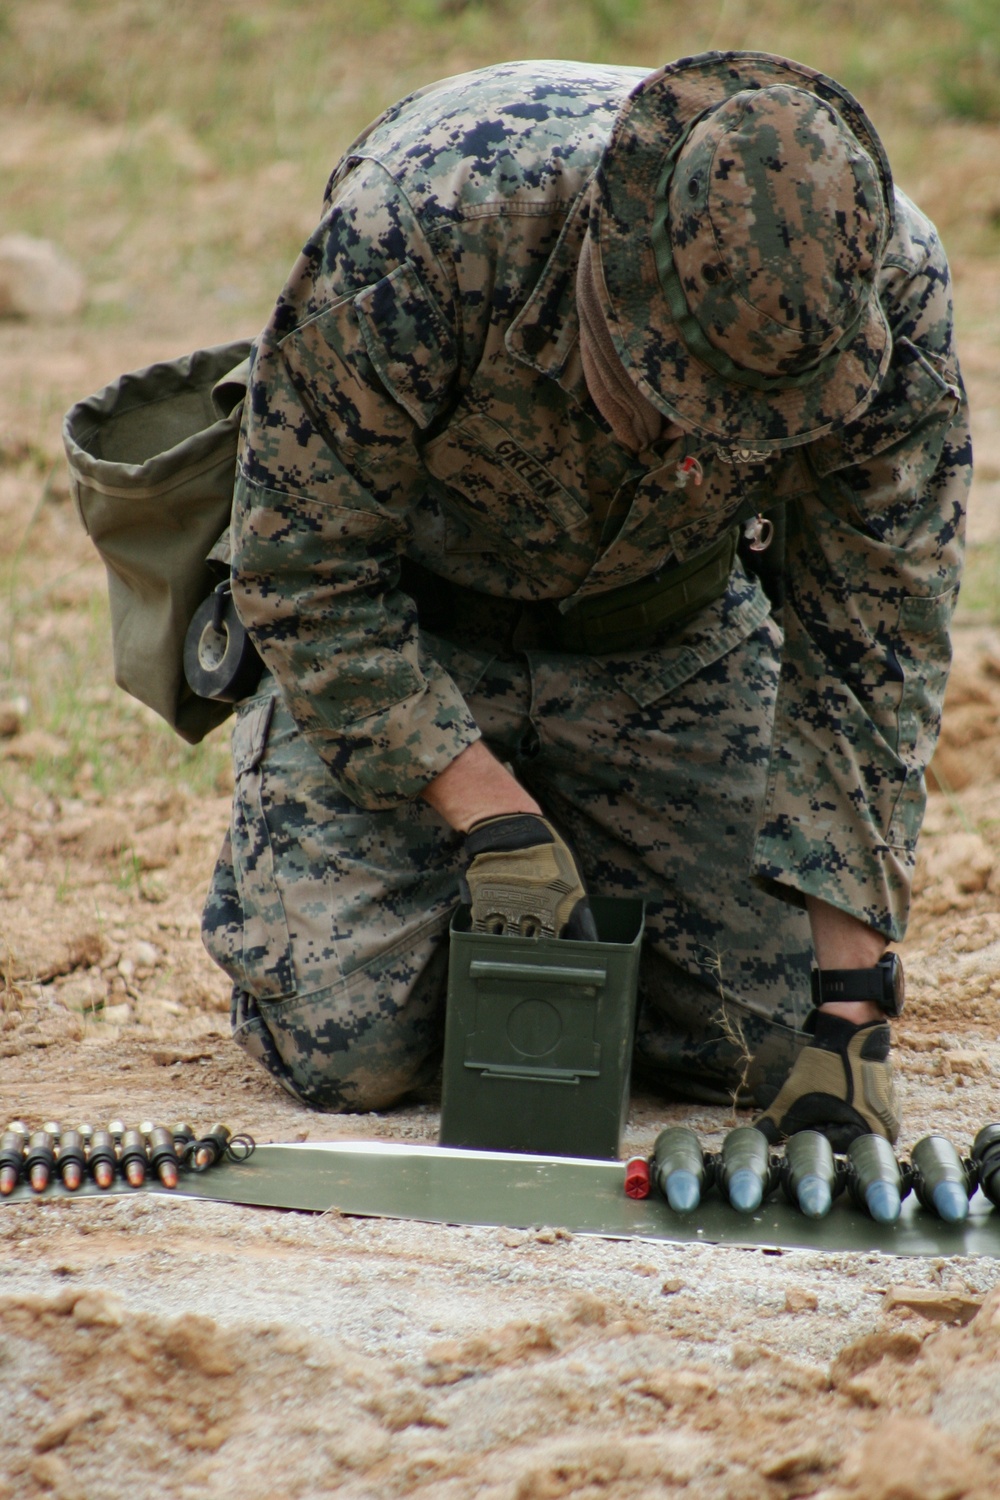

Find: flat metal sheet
4;1140;1000;1257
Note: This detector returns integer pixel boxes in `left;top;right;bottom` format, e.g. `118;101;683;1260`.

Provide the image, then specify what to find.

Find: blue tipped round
727;1168;763;1215
864;1181;902;1225
932;1180;969;1225
665;1169;701;1215
796;1175;832;1220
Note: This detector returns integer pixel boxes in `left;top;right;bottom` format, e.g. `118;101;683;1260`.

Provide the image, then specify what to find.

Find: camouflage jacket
232;60;971;940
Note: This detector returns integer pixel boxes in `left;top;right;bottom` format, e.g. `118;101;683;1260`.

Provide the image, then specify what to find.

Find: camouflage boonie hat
594;51;895;450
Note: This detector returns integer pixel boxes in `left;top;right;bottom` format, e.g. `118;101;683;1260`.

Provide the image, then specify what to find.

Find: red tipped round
61;1163;83;1191
194;1146;213;1170
29;1163;50;1194
623;1157;651;1200
0;1165;17;1196
125;1161;145;1188
156;1161;178;1190
94;1162;114;1190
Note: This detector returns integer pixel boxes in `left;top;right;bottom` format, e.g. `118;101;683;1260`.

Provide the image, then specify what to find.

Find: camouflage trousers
203;607;815;1113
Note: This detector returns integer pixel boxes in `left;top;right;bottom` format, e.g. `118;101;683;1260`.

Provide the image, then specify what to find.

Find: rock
13;930;103;984
28;1454;79;1496
151;1045;214;1066
971;1285;1000;1338
636;1369;717;1407
509;1432;710;1492
839;1415;985;1499
0;698;28;737
567;1293;607;1326
761;1443;835;1480
133;825;179;870
34;1407;100;1453
0;235;86;320
917;833;994;895
132;940;159;968
72;1290;125;1328
830;1326;926;1385
940;1050;990;1081
785;1287;819;1313
1;729;69;763
163;1315;238;1377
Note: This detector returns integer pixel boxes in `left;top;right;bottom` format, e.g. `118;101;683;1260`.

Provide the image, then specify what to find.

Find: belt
550;528;737;656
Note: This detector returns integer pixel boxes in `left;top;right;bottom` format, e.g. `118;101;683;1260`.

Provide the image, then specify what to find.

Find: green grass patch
957;539;1000;624
3;567;232;802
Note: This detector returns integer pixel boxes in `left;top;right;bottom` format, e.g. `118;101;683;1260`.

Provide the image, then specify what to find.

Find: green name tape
4;1141;1000;1258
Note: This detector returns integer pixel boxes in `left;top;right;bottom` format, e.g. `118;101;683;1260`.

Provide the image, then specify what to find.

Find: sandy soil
2;170;1000;1500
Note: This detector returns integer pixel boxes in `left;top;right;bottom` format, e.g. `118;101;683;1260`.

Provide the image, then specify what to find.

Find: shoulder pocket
808;339;959;478
354;261;457;429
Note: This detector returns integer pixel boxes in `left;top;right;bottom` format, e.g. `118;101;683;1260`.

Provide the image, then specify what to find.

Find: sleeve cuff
752;820;916;942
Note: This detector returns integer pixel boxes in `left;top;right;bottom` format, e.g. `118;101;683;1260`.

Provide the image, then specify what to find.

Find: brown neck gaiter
576;229;664;454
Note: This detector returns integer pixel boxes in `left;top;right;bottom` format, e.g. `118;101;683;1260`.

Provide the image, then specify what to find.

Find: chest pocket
422;411;590;558
600;449;749;568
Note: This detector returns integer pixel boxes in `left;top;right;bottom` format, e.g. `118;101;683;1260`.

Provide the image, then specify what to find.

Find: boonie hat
593;51;895;450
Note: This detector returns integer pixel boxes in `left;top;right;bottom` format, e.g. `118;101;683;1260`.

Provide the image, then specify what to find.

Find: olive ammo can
440;897;644;1159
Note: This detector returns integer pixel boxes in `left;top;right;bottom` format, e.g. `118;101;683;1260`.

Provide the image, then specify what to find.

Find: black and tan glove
460;814;598;941
755;1011;900;1152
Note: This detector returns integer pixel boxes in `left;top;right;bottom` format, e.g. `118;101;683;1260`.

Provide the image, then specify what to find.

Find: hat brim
595;50;894;451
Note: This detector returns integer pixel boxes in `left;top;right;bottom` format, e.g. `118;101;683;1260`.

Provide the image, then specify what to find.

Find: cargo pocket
229;692;296;1000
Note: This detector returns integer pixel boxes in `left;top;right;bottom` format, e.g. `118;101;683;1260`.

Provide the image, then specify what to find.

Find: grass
0;518;232;803
957;540;1000;625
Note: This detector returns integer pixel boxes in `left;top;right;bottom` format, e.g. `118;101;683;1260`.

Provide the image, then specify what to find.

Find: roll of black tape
183;586;263;702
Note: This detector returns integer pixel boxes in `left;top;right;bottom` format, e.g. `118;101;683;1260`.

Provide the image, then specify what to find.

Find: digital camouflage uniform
202;54;970;1112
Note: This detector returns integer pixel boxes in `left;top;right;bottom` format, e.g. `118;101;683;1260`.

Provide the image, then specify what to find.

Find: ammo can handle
468;961;606;988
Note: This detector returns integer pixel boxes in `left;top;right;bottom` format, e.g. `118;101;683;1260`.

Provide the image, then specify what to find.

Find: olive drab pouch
62;340;253;743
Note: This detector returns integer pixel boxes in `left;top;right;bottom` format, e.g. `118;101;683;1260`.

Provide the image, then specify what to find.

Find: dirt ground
3;114;1000;1500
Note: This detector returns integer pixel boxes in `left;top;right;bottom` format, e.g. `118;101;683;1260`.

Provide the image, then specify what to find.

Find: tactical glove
755;1011;900;1152
461;813;598;941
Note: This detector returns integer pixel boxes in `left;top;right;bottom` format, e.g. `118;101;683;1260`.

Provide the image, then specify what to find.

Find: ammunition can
440;898;644;1159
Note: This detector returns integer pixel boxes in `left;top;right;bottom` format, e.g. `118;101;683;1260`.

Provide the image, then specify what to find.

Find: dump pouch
62;340;253;742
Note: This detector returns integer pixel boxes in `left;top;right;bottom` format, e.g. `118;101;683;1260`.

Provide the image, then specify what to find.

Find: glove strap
465;814;555;856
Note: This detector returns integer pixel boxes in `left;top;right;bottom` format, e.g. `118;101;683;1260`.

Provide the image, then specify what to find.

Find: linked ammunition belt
0;1120;254;1197
628;1124;1000;1228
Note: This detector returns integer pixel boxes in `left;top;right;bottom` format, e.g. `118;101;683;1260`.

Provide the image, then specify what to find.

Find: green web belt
5;1141;1000;1258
